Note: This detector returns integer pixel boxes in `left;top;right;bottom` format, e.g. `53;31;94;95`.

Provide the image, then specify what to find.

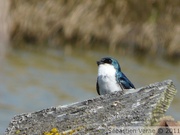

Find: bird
96;57;135;95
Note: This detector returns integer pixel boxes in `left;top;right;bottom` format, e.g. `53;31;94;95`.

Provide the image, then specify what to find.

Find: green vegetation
10;0;180;57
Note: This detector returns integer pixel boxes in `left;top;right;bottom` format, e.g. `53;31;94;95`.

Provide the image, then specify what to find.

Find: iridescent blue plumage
96;57;135;95
116;71;135;89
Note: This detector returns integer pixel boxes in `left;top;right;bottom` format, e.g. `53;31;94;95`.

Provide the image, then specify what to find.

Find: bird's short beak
97;61;102;66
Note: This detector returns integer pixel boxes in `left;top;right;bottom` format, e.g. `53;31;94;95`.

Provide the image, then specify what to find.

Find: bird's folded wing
117;72;135;89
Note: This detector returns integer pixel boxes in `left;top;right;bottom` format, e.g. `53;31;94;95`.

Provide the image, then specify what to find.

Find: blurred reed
10;0;180;57
0;0;10;62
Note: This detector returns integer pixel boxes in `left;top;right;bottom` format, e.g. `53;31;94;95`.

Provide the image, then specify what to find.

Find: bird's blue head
97;57;121;72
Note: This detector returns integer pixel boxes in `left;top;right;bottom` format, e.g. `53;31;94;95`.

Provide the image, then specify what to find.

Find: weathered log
5;80;177;135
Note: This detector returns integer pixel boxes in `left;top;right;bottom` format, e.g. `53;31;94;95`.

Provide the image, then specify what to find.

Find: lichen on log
5;80;177;135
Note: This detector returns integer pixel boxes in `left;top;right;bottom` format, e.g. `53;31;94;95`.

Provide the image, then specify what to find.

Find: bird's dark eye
104;58;112;64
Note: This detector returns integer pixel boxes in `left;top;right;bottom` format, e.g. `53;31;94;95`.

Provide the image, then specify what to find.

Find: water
0;47;180;133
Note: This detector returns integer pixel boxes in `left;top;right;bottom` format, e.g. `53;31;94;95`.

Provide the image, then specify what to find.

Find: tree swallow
96;57;135;95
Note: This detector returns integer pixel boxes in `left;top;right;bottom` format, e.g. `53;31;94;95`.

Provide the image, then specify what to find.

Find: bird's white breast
97;64;122;95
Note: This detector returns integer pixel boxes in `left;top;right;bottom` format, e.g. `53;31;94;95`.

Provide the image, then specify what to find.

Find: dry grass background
0;0;10;62
10;0;180;57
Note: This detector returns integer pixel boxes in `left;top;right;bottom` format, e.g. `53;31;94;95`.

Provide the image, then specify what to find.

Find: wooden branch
5;80;177;135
